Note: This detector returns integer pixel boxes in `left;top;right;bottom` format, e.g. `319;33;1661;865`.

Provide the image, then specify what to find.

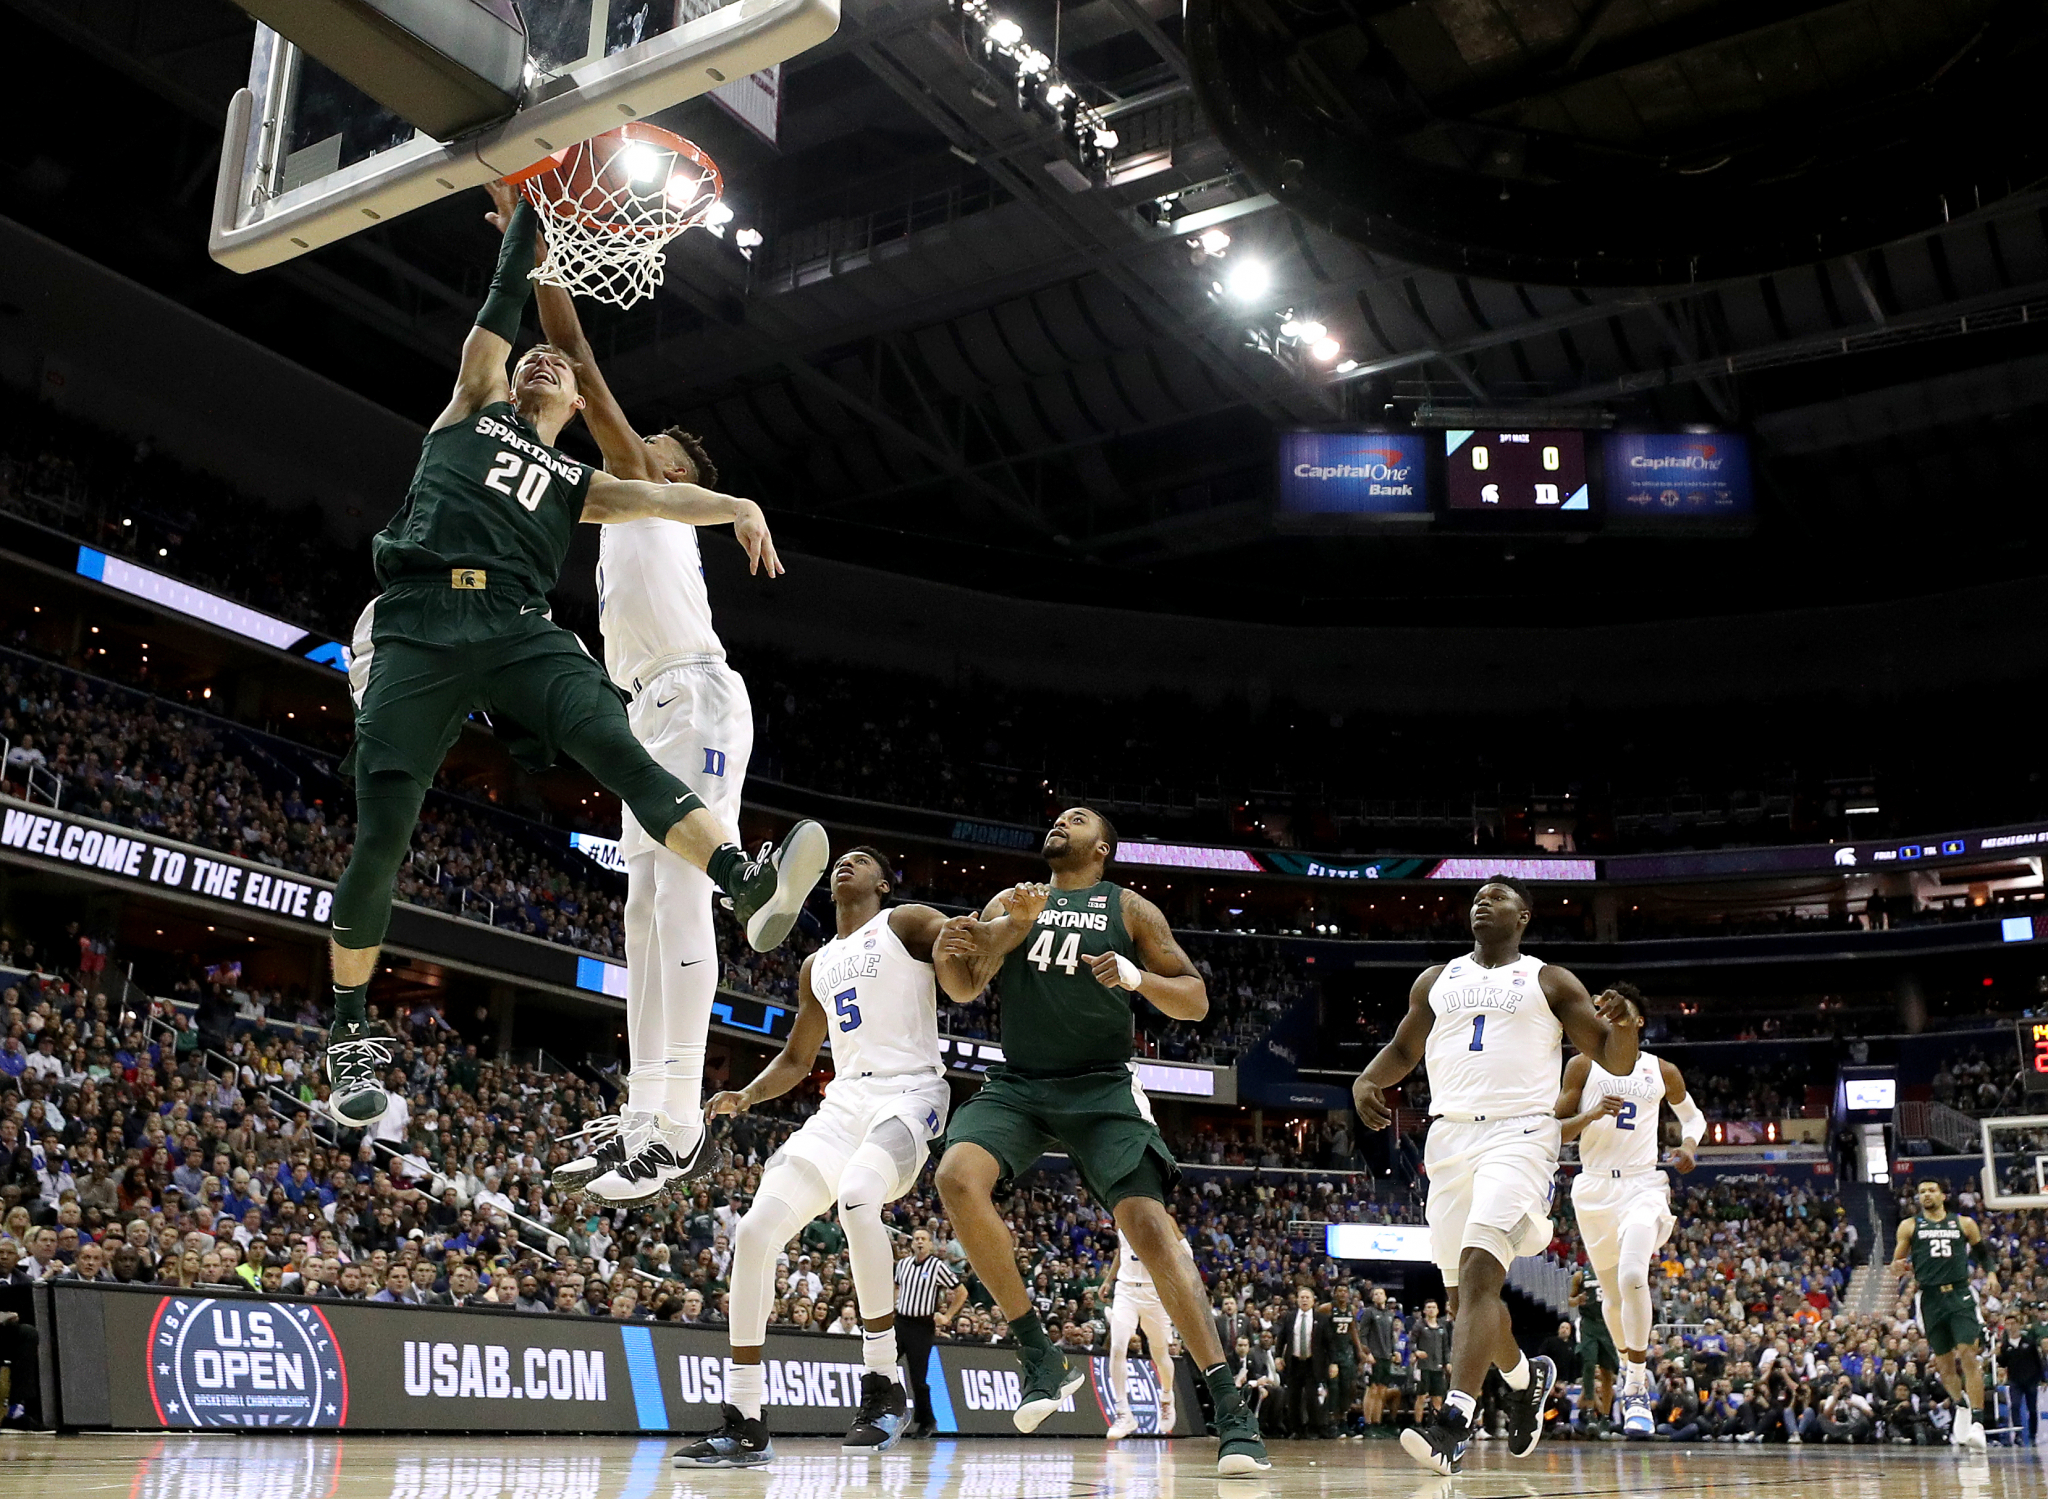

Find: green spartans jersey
373;402;595;596
1908;1212;1971;1289
997;880;1139;1073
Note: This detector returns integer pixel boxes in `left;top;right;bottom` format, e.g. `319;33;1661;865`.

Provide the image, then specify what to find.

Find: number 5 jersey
809;908;943;1079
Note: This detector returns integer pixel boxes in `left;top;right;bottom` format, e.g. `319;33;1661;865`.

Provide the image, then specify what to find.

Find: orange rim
505;121;723;238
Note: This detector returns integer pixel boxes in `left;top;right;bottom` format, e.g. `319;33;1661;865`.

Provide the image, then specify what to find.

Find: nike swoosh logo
1523;1127;1540;1134
679;959;705;968
655;695;679;708
521;605;543;615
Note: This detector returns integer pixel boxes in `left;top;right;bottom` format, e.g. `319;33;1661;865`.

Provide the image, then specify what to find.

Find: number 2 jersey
996;879;1139;1074
1422;952;1560;1119
808;909;940;1079
1576;1052;1667;1176
372;402;594;598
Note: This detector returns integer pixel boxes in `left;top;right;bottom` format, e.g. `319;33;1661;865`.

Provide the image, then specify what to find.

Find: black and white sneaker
842;1372;909;1453
551;1112;632;1193
674;1403;774;1467
1506;1354;1558;1458
1400;1409;1471;1476
322;1022;392;1126
587;1114;702;1204
724;821;830;952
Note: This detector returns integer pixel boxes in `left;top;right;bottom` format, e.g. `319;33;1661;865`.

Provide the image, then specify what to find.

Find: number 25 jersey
808;910;940;1079
1422;952;1560;1119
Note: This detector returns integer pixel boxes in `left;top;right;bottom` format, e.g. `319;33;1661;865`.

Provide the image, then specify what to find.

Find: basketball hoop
506;123;725;309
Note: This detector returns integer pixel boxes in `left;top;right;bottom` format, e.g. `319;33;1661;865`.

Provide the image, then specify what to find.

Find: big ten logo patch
1089;1354;1171;1433
148;1298;346;1428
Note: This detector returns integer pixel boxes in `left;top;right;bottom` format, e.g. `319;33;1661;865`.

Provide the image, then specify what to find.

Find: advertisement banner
53;1284;1202;1437
1276;432;1429;516
1603;433;1752;519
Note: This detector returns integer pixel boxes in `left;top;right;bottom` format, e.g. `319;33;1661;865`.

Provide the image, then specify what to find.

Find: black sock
1012;1310;1050;1351
332;982;369;1027
706;842;749;896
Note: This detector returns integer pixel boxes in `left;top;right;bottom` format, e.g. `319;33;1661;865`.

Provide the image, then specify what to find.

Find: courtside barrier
38;1281;1199;1437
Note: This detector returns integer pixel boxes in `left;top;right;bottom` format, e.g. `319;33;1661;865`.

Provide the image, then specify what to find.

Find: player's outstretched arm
887;903;949;965
1555;1053;1626;1142
1960;1215;2001;1293
933;884;1047;1000
1661;1058;1706;1172
433;197;538;433
1544;964;1640;1076
485;180;651;478
1090;890;1207;1020
705;957;827;1115
1889;1219;1916;1278
1351;966;1442;1130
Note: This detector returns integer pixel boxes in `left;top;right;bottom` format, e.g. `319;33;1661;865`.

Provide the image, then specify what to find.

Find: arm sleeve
476;200;538;344
1972;1234;1996;1271
1672;1092;1707;1146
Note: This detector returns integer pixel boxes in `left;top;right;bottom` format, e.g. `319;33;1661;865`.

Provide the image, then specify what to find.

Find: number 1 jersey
1422;952;1560;1119
808;910;940;1079
373;402;594;597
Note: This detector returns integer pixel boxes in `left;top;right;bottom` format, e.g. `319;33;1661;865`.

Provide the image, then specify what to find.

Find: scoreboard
1445;429;1589;511
2019;1019;2048;1094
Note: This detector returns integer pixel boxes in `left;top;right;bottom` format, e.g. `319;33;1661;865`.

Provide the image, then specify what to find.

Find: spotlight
705;200;735;227
1044;82;1073;107
1197;227;1231;255
1310;337;1341;362
1335;358;1359;373
621;143;662;183
987;16;1023;45
1224;259;1271;301
1296;320;1327;341
1279;318;1303;338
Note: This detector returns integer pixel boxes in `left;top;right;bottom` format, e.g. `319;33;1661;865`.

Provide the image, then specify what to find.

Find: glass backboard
212;0;837;273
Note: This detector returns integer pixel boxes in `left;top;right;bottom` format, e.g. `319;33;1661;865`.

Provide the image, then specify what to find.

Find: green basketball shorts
942;1063;1180;1208
1917;1283;1985;1356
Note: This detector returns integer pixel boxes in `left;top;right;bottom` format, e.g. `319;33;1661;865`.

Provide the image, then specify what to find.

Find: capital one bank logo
148;1297;347;1427
1090;1354;1174;1434
1292;447;1412;483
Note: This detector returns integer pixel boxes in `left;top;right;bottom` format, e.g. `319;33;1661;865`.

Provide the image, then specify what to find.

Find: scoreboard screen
2019;1019;2048;1094
1445;430;1589;511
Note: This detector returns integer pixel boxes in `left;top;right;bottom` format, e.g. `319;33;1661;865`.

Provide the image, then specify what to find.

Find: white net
516;124;724;308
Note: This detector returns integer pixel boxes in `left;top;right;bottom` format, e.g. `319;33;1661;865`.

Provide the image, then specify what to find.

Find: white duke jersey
1577;1051;1666;1176
808;910;940;1080
1423;952;1561;1119
597;517;723;688
1115;1231;1155;1289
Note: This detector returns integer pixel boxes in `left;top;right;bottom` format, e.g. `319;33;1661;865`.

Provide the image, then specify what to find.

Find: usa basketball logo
1089;1355;1170;1434
147;1297;348;1428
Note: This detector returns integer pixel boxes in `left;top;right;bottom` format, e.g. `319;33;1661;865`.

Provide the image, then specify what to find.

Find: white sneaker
1160;1401;1175;1436
551;1111;635;1192
587;1113;703;1204
1960;1410;1988;1451
1621;1389;1655;1436
1107;1411;1138;1440
1787;1430;1802;1445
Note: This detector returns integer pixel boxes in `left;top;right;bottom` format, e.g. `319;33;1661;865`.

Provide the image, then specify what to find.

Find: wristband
1113;954;1145;990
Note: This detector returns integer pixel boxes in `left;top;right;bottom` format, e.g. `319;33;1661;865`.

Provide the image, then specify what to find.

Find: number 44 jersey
808;910;941;1078
995;880;1139;1074
1422;953;1562;1119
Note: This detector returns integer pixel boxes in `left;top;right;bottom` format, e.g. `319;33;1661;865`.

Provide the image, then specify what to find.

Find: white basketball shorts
776;1072;953;1200
1570;1168;1675;1276
619;658;752;855
1424;1113;1561;1283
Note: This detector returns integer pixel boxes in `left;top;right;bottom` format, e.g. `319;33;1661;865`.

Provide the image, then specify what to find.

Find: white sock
623;1064;662;1117
1446;1390;1478;1424
1623;1358;1649;1394
864;1327;899;1376
1501;1354;1530;1391
729;1361;764;1421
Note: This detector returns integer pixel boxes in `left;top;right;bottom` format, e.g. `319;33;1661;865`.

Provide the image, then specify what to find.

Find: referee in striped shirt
895;1228;967;1437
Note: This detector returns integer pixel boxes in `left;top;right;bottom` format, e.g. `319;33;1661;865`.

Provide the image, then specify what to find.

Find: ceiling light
1310;337;1341;362
621;143;662;183
1335;358;1358;373
1279;318;1303;338
1224;259;1271;301
1296;320;1327;341
1197;227;1231;255
987;16;1023;45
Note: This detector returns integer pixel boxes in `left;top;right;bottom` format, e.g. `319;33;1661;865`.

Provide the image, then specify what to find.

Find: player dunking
321;194;827;1127
480;181;776;1200
932;808;1270;1477
1891;1178;1996;1451
674;848;950;1466
1105;1227;1180;1439
1554;981;1704;1436
1352;877;1639;1475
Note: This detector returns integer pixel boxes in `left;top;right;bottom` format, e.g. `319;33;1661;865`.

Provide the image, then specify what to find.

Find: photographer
1817;1373;1875;1443
1653;1374;1703;1441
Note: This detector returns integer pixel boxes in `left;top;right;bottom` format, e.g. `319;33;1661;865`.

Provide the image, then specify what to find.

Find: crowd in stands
12;389;2048;864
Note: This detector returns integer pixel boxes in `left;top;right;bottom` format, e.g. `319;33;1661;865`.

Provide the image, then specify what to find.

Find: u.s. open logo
1089;1353;1171;1434
147;1297;348;1427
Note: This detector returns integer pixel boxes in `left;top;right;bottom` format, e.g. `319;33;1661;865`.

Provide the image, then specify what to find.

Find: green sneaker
724;821;830;952
1213;1387;1273;1477
322;1020;393;1126
1012;1345;1084;1433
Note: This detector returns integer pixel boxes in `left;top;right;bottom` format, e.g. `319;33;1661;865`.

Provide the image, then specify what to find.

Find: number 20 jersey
808;909;941;1079
1422;952;1561;1119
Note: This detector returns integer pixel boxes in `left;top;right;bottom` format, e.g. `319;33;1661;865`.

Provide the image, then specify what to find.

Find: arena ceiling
9;0;2048;625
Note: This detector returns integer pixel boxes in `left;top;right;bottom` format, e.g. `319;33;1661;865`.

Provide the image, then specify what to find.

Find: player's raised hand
484;178;519;233
995;882;1050;923
1594;987;1639;1027
1352;1075;1393;1131
704;1090;750;1119
733;500;783;577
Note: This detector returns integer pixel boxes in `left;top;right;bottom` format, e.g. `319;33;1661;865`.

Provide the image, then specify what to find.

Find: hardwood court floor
0;1432;2042;1499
